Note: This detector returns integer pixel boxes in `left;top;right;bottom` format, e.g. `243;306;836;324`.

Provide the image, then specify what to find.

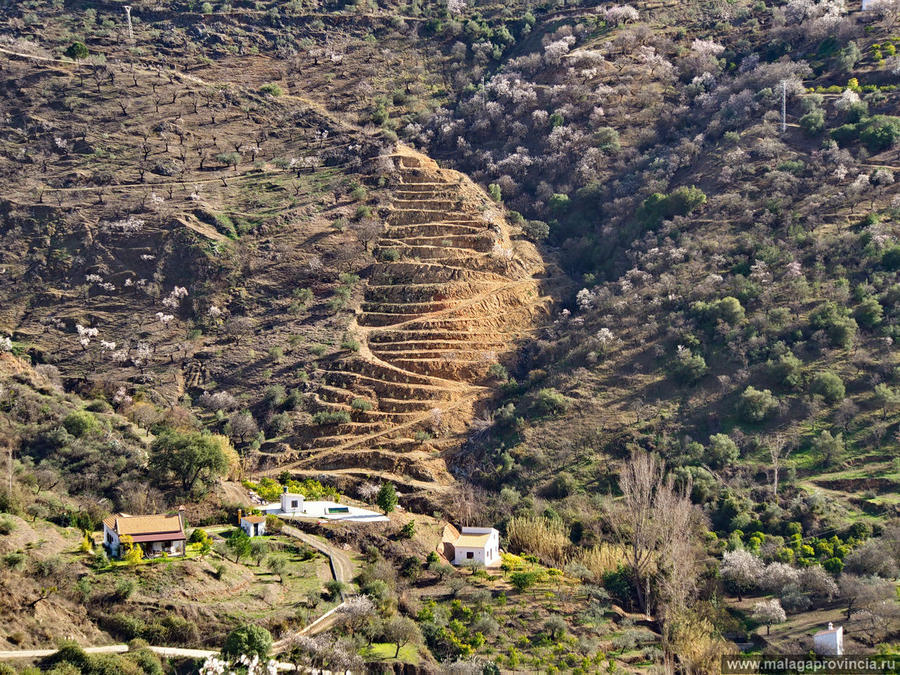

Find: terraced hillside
260;146;551;493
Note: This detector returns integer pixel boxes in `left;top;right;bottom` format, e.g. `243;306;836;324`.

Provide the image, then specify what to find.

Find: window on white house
467;551;474;559
291;500;298;508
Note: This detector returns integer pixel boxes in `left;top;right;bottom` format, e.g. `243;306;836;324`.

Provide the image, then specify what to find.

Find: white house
240;514;266;537
280;489;305;514
813;622;844;655
102;511;186;558
450;527;501;566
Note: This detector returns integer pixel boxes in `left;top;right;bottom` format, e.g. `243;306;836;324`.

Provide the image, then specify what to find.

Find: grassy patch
361;643;420;664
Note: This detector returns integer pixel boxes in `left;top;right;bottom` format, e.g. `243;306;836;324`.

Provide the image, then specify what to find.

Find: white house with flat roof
450;527;501;566
813;622;843;655
256;486;388;522
280;489;305;515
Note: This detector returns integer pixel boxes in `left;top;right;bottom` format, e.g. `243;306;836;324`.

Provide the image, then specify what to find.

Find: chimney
237;508;242;525
177;505;185;531
283;486;288;493
828;622;834;630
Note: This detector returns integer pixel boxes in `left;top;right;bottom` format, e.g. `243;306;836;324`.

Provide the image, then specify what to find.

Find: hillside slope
262;146;552;492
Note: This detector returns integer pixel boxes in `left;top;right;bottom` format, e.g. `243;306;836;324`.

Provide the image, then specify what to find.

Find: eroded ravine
261;146;551;494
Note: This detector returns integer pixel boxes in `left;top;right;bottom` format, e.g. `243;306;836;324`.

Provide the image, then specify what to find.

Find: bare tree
605;451;701;616
767;433;794;497
350;218;383;253
839;574;896;622
228;410;259;445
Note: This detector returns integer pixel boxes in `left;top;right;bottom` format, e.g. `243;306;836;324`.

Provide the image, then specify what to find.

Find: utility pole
124;5;134;41
781;80;787;134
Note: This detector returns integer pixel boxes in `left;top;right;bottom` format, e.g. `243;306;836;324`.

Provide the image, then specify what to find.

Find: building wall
280;493;305;514
103;523;121;557
454;546;488;565
814;630;843;656
241;521;266;537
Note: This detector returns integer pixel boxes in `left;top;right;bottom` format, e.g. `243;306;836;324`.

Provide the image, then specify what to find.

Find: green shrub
809;371;845;404
263;385;286;408
534;388;568;416
637;185;706;229
811;430;844;466
854;297;884;328
65;42;89;60
831;123;860;146
692;296;745;326
267;413;291;435
882;245;900;270
669;348;708;384
522;220;549;241
312;410;351;425
488;183;502;201
223;625;272;659
351;398;373;411
769;352;803;390
859;115;900;152
799;109;825;136
259;83;283;97
706;434;739;468
809;302;857;348
593;126;621;153
188;528;210;544
737;386;779;423
115;579;136;600
548;193;570;213
377;248;401;262
63;410;97;437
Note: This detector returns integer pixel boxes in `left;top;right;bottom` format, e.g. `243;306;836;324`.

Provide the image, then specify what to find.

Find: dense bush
809;302;857;348
669;348;708;384
706;434;739;468
737;386;779;423
769;352;803;390
312;410;351;425
692;296;745;326
223;624;272;659
62;410;98;437
799;109;825;136
522;220;549;241
809;371;845;404
637;186;707;229
533;388;568;416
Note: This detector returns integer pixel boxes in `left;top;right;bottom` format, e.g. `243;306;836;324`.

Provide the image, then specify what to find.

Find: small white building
451;527;501;566
813;622;844;656
240;514;266;537
280;489;305;515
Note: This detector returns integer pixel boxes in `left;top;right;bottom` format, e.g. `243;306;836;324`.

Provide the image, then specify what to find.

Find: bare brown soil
259;146;551;494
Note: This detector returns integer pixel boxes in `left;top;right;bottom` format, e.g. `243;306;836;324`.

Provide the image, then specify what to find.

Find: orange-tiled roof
103;513;184;536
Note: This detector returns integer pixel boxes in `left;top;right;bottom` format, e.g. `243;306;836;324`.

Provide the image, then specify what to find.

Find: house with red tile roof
102;511;186;558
